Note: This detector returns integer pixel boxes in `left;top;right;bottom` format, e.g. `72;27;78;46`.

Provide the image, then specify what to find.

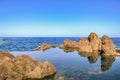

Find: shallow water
10;48;120;80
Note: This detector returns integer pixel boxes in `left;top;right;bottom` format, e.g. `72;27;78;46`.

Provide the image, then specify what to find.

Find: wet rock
35;43;56;50
101;35;116;55
0;52;56;80
88;32;101;51
78;38;92;53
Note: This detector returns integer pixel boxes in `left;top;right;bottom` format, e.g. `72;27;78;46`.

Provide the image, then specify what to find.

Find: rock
35;43;56;50
88;32;101;51
58;32;118;56
78;38;93;53
0;52;14;65
101;35;116;55
0;52;56;80
59;39;78;49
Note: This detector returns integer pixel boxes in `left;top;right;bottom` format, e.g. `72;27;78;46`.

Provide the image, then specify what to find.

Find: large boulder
101;35;116;55
78;38;93;53
35;43;56;51
88;32;101;51
0;52;56;80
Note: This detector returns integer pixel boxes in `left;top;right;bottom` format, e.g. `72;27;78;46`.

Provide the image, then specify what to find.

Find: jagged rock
78;38;92;53
35;43;56;50
0;52;56;80
88;32;101;51
101;35;116;55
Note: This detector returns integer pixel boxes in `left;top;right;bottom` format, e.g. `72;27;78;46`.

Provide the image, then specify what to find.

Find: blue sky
0;0;120;37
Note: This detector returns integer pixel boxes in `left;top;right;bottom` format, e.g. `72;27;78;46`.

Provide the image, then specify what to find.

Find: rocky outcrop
0;52;56;80
59;32;119;56
101;35;116;55
59;39;78;49
88;32;101;51
35;43;56;50
78;38;92;53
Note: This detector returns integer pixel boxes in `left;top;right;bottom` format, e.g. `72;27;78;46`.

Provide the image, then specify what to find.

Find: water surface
10;48;120;80
0;37;120;80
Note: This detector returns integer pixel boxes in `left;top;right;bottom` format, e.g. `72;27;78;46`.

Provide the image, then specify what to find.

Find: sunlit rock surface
35;43;56;51
0;52;56;80
88;32;101;51
101;35;116;55
59;32;119;56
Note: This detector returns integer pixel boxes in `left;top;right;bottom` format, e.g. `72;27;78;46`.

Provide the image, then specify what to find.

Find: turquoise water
10;48;120;80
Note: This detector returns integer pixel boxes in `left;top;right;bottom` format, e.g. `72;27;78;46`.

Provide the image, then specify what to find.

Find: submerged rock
35;43;56;51
101;35;116;55
0;52;56;80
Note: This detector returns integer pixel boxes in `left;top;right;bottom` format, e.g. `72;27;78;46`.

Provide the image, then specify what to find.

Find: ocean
0;37;120;51
0;37;120;80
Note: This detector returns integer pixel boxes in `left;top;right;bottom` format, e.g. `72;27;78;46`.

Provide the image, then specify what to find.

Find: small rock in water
35;43;57;51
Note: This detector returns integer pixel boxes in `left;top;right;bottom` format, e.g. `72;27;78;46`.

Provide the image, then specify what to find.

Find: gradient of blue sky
0;0;120;37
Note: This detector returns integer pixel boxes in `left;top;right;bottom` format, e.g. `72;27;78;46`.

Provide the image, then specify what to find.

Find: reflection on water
87;52;100;64
101;56;115;71
10;48;120;80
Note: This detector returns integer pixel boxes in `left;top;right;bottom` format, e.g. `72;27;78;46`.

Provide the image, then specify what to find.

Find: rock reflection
87;52;100;64
60;47;116;71
60;47;76;53
101;55;115;71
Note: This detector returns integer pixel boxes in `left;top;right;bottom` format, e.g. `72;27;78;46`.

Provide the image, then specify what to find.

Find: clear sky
0;0;120;37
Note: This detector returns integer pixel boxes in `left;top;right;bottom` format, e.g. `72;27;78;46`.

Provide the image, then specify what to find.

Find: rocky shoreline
35;32;120;56
0;32;119;80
